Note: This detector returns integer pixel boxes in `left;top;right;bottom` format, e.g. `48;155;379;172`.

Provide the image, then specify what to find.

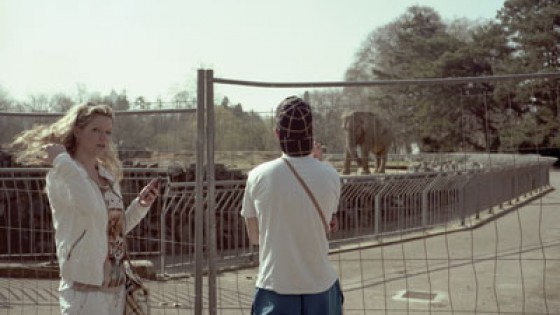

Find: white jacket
46;153;150;286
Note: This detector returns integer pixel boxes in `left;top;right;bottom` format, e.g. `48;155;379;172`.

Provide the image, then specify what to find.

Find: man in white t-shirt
241;96;343;315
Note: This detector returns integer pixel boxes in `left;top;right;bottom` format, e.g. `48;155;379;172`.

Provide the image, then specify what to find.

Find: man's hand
311;141;323;161
329;216;338;233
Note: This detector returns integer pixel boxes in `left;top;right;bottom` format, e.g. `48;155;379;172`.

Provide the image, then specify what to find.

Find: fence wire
0;156;557;314
1;71;560;314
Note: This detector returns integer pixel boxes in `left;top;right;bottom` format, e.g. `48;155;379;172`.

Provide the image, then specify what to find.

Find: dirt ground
129;150;409;176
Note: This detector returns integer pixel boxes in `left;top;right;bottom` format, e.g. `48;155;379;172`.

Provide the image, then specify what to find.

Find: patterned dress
99;184;127;291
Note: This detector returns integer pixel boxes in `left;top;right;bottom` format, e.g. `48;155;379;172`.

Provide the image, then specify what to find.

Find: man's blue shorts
251;279;344;315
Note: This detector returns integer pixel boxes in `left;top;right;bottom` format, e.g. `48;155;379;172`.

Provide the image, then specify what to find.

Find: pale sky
0;0;505;113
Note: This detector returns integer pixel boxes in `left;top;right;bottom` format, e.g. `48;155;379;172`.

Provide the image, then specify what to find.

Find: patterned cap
276;96;313;157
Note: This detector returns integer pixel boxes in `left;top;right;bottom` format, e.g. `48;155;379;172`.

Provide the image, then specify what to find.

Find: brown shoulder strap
282;158;329;233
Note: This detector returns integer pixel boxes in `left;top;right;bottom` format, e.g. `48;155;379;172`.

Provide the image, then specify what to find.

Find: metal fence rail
0;167;169;260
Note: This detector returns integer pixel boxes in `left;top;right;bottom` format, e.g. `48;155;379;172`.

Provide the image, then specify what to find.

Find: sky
0;0;505;113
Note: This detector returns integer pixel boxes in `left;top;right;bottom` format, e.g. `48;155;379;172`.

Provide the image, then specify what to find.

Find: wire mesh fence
0;158;556;314
1;71;560;314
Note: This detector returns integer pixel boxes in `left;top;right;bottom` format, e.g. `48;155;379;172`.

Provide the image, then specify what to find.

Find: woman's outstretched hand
138;177;161;207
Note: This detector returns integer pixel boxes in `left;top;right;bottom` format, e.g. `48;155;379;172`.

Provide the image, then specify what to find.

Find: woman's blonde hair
11;102;123;181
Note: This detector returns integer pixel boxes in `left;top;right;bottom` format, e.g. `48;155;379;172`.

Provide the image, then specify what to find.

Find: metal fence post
421;174;439;228
206;69;217;315
374;180;391;235
159;188;169;275
195;69;206;315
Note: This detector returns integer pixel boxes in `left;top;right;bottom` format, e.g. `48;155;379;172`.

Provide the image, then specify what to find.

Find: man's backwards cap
276;96;313;157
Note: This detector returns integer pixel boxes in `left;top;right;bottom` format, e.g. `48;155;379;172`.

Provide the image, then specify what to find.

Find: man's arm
244;217;259;245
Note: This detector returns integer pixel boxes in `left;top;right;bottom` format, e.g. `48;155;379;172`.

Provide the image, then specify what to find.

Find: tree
345;6;469;152
0;86;12;111
435;21;514;151
172;91;192;108
306;89;347;153
75;83;88;103
498;0;560;71
347;6;457;81
497;0;560;154
49;93;74;112
214;105;275;152
134;96;147;110
0;87;16;145
27;94;50;112
113;91;130;111
221;96;230;108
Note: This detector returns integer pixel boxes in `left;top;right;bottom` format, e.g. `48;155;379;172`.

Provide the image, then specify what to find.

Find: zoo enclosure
1;70;559;314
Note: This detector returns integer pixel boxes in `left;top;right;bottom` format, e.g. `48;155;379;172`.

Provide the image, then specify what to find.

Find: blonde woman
11;102;160;314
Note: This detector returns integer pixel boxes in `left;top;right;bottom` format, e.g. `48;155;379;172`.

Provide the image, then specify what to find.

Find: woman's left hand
138;177;161;207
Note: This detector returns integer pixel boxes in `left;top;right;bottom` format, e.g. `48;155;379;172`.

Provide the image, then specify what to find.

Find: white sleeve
115;181;150;234
240;178;257;218
47;153;101;215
